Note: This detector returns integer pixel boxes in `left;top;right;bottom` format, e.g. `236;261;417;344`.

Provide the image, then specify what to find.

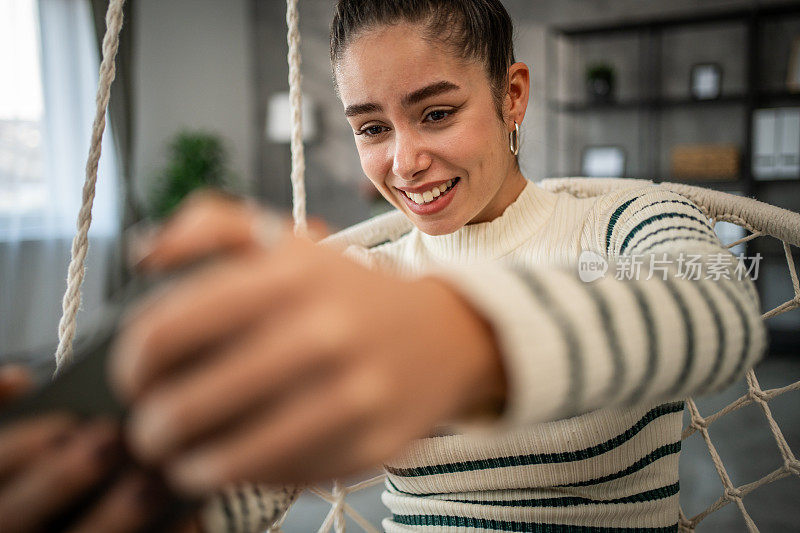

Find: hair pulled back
330;0;516;116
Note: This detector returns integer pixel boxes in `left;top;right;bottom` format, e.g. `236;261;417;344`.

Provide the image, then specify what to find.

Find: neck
467;166;527;225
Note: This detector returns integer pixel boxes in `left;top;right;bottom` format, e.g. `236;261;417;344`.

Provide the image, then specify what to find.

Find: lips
399;177;460;215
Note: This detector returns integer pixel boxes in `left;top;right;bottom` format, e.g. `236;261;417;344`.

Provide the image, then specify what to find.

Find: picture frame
581;145;626;178
690;63;723;100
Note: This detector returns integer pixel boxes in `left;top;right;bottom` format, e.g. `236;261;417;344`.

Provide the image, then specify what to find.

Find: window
0;0;118;241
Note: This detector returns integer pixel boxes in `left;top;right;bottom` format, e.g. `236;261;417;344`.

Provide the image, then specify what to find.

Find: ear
504;62;530;130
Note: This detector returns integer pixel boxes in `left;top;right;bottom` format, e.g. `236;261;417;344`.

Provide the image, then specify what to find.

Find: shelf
755;90;800;107
660;177;742;186
554;2;800;37
752;177;800;184
550;94;748;113
547;2;800;249
549;99;649;112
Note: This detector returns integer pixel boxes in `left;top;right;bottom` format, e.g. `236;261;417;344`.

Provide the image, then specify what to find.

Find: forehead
335;23;485;107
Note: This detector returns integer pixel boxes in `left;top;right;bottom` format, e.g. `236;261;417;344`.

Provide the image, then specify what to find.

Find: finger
133;191;290;272
63;471;166;533
0;420;121;533
0;413;76;484
164;365;386;493
110;244;309;401
126;302;346;464
0;365;34;404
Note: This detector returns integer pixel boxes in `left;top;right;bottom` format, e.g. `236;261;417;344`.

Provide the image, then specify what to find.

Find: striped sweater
202;180;767;532
339;180;767;532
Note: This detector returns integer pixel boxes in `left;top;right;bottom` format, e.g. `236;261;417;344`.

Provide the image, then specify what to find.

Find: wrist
418;276;508;423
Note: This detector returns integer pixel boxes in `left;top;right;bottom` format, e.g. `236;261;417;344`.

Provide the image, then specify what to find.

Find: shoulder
580;184;714;257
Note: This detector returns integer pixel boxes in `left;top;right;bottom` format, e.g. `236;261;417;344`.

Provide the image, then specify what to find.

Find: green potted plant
586;63;616;103
148;131;239;220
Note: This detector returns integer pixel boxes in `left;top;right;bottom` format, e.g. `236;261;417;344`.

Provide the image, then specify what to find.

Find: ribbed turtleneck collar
413;180;560;264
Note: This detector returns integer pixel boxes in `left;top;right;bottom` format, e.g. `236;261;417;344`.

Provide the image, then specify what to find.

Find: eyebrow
344;102;382;117
343;81;461;117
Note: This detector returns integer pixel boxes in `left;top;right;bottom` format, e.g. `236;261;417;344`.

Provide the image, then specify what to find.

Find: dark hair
330;0;515;118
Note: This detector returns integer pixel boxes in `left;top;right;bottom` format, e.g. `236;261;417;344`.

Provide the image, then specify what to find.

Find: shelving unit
547;2;800;199
546;4;800;345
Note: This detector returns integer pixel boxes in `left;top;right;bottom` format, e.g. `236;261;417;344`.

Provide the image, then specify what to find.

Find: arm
424;186;768;431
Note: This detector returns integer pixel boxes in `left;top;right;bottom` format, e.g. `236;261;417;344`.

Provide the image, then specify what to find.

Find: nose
392;129;431;180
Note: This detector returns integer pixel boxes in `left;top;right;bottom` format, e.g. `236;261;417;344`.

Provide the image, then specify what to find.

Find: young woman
0;1;766;532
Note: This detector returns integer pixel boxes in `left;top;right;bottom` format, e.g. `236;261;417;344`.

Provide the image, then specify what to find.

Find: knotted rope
286;0;308;239
55;0;126;370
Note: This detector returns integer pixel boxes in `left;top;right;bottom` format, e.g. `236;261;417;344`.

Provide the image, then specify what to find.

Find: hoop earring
509;121;520;156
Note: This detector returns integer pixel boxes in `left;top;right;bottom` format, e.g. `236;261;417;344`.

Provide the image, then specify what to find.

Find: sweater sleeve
423;185;768;433
196;483;301;533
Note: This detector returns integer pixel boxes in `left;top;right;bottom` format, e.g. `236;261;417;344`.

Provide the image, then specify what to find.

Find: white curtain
0;0;119;368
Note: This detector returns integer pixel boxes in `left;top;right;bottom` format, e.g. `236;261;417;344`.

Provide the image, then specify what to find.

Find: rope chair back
55;0;799;531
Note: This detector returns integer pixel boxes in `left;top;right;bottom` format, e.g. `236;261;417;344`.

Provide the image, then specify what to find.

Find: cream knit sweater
205;180;767;532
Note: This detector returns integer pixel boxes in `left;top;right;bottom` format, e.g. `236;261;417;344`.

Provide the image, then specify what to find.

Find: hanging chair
54;0;800;531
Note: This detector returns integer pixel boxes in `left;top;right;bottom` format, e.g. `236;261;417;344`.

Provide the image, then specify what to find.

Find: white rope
286;0;309;239
55;0;126;371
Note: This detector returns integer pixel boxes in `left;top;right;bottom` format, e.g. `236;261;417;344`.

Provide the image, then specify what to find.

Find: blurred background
1;0;799;531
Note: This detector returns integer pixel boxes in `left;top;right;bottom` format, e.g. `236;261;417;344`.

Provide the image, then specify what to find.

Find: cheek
439;120;504;174
357;145;392;186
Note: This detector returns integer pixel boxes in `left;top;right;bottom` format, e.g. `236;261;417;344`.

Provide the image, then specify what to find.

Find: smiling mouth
400;177;460;205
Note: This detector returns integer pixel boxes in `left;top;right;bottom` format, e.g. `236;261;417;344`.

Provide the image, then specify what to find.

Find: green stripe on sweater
560;442;681;487
389;514;678;532
384;403;683;477
633;235;721;255
512;269;583;416
662;277;694;397
693;281;726;391
623;283;657;406
437;482;679;507
582;281;625;402
620;213;711;254
626;224;717;254
606;197;640;253
714;279;752;390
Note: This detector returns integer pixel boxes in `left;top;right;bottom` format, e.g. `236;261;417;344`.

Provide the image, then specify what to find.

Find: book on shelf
753;107;800;180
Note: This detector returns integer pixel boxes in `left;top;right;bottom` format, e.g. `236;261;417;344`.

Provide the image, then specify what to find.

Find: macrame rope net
55;0;799;531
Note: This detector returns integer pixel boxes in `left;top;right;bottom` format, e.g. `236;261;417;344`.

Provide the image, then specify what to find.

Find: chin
411;216;465;236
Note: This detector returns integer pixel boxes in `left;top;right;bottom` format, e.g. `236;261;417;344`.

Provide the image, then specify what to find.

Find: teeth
404;179;456;205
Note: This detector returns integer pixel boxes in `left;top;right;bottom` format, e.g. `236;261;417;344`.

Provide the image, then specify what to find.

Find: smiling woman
0;1;769;533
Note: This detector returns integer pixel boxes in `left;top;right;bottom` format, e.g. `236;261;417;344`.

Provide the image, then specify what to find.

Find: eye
356;124;389;137
425;109;451;122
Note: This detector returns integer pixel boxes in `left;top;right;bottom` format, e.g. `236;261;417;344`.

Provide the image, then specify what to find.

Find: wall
132;0;255;206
